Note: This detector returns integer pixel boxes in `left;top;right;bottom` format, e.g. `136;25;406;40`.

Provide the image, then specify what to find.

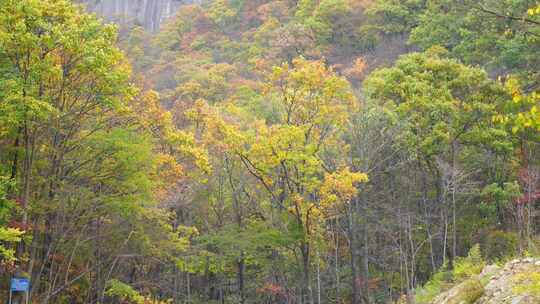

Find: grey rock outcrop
475;259;539;304
431;259;540;304
78;0;199;31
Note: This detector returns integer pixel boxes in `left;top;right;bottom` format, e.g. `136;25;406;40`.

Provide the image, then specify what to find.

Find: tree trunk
238;254;245;304
301;242;313;304
348;203;360;304
335;220;340;304
316;250;321;304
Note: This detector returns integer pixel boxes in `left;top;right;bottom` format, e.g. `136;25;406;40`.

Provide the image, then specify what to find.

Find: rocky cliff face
79;0;197;32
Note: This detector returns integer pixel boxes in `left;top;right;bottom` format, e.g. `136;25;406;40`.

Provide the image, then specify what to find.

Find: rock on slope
432;259;540;304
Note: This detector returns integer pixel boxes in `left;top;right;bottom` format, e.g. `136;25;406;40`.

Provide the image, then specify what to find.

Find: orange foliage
344;56;368;81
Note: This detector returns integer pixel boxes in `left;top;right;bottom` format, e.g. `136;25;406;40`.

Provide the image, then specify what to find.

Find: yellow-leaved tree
223;57;368;304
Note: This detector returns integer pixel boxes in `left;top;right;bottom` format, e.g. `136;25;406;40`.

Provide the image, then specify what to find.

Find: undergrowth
414;244;485;304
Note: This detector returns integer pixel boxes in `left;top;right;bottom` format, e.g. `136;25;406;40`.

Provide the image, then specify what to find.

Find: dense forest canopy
0;0;539;303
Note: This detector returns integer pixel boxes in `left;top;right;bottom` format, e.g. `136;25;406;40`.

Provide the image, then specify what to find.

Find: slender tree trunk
10;130;21;179
173;266;179;304
96;217;102;304
525;166;533;251
348;208;360;304
316;250;321;304
517;203;524;254
301;242;313;304
21;122;32;232
407;215;416;292
186;267;191;304
363;217;370;304
421;169;436;272
442;208;448;266
451;143;457;261
452;189;457;261
238;254;245;304
335;220;340;304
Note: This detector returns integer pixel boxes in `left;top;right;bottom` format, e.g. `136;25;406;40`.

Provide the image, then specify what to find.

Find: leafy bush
415;245;486;304
105;279;145;304
0;176;22;262
454;244;485;281
480;230;518;261
0;227;23;262
415;267;452;304
445;279;484;304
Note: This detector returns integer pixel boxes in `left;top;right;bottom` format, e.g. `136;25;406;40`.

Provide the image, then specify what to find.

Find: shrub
105;279;145;304
480;230;518;261
415;245;486;304
444;279;484;304
453;244;485;281
415;266;452;304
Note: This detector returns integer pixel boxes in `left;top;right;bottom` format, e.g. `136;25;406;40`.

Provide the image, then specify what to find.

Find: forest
0;0;539;303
